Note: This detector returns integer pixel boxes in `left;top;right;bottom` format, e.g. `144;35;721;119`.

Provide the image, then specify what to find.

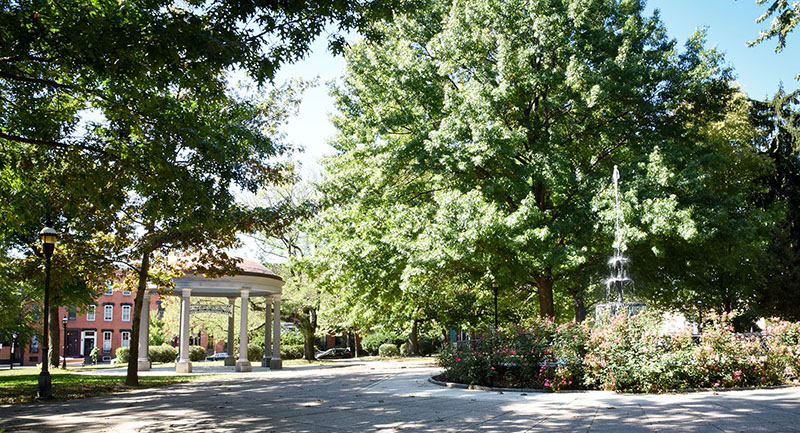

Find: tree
318;0;735;322
750;89;800;319
2;1;413;385
251;179;321;360
749;0;800;54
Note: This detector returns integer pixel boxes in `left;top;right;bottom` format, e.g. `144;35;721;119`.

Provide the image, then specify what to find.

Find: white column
270;296;282;369
261;296;272;367
235;289;252;372
137;290;151;371
176;288;192;373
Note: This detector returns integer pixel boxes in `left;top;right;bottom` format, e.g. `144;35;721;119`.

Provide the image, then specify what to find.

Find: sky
273;0;800;178
238;0;800;259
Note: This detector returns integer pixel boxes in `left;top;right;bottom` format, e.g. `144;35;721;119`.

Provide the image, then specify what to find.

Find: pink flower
456;358;461;362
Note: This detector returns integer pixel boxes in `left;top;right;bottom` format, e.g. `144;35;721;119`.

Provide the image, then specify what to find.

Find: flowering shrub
438;311;800;393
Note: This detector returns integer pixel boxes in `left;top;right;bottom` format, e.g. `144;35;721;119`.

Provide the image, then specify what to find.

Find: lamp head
39;224;58;258
62;316;68;325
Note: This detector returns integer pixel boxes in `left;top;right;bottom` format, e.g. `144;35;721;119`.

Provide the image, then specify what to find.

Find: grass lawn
0;368;210;404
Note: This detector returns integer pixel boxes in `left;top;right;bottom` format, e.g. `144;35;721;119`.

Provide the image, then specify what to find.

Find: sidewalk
1;359;798;432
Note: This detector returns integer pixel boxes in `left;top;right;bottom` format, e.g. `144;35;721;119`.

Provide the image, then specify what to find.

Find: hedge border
428;375;798;394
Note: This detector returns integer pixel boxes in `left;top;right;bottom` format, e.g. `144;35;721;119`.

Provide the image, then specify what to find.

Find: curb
427;376;799;395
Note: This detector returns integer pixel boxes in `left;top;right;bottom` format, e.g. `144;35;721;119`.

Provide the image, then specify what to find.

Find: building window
87;305;96;321
103;331;112;354
122;289;131;296
121;305;131;322
104;282;113;296
31;336;39;353
68;306;77;321
121;331;130;348
104;305;113;321
32;305;40;321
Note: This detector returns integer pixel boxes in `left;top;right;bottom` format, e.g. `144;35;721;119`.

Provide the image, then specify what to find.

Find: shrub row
438;311;800;392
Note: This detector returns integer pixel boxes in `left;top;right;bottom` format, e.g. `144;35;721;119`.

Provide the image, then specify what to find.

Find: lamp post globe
37;221;58;400
62;316;68;369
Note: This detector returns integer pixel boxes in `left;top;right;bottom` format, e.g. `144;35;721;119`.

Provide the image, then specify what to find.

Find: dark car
206;352;228;361
315;347;353;359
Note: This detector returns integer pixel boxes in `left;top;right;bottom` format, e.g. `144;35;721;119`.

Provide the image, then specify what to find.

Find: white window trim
104;305;113;321
122;289;131;296
87;305;96;322
80;331;96;356
121;331;130;348
121;305;131;322
104;282;113;296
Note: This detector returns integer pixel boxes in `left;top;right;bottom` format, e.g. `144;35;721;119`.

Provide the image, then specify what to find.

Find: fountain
595;165;645;323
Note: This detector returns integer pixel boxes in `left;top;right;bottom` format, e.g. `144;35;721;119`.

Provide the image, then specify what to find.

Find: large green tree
316;0;736;322
1;1;412;385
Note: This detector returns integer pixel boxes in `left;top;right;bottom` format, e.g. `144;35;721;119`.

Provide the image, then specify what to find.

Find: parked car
206;352;228;361
315;347;352;359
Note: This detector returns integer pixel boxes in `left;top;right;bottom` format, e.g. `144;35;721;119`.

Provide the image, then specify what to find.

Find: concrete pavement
1;359;799;432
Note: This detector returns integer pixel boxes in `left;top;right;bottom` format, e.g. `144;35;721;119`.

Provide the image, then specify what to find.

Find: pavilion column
224;297;236;366
137;290;152;371
176;288;192;373
235;289;252;372
270;295;282;370
261;296;272;367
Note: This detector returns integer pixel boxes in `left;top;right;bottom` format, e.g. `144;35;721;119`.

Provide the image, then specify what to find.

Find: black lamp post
38;221;58;400
62;316;68;369
10;332;16;370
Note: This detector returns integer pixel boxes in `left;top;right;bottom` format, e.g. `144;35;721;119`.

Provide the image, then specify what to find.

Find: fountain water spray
595;165;645;323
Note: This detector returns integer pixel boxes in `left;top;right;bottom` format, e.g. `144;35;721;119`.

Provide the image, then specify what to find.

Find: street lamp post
62;316;68;369
10;332;16;370
38;221;58;400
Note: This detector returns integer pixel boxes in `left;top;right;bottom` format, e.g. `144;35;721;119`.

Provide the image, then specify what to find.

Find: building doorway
81;331;96;356
65;330;80;357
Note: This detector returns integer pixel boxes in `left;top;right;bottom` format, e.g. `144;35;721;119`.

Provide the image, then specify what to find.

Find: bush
419;339;439;356
280;344;304;359
362;332;403;354
189;345;206;362
281;332;304;346
379;343;400;357
149;344;178;363
438;311;796;393
248;343;264;361
115;347;130;363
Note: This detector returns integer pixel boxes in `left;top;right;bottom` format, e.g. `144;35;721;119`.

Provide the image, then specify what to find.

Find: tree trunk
535;274;556;320
302;307;317;361
407;319;420;356
570;288;587;323
125;251;151;386
48;303;60;368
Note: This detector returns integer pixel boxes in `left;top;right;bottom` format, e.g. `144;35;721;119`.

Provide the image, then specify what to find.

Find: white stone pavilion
136;257;283;373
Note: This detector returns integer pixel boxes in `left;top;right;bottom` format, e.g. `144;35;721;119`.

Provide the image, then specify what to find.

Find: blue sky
274;0;799;176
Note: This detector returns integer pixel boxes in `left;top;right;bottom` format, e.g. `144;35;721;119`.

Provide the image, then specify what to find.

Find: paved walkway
1;359;799;432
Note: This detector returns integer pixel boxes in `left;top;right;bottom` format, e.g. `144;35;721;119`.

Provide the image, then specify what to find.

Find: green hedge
149;344;178;363
280;344;304;359
438;312;800;392
248;343;264;361
362;332;404;354
378;343;399;357
115;347;130;363
189;345;206;361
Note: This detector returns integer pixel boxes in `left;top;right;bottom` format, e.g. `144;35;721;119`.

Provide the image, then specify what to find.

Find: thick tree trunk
407;319;420;356
125;251;150;386
48;303;60;368
535;274;555;320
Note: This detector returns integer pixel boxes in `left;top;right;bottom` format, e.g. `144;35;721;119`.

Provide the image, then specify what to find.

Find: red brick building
1;285;170;366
